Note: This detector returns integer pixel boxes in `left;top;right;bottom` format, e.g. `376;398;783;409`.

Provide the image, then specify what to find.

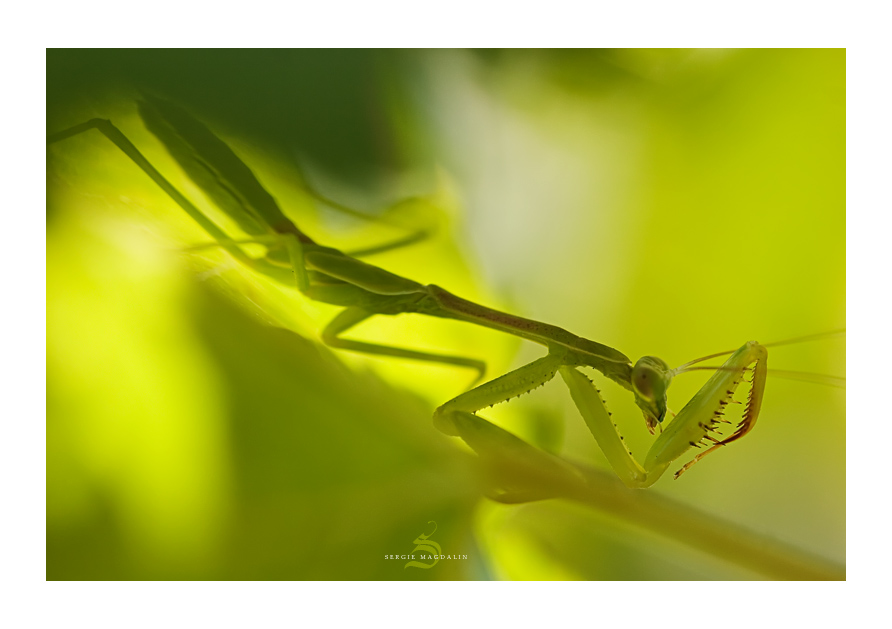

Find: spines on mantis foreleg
671;342;768;479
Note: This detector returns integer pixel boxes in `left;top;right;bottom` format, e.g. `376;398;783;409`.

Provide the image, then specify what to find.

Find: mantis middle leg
184;237;490;378
433;352;586;500
320;306;486;381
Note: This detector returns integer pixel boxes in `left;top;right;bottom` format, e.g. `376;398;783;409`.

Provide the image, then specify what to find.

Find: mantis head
631;356;673;434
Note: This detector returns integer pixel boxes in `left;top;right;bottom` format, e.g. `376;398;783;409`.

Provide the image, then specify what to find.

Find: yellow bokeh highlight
47;207;230;575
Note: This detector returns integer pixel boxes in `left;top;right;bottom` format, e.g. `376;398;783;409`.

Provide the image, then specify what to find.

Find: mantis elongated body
47;95;832;490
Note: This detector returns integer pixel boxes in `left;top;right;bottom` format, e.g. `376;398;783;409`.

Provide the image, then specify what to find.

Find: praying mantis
47;95;844;491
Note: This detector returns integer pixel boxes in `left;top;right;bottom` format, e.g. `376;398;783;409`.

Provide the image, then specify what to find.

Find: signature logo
404;521;441;570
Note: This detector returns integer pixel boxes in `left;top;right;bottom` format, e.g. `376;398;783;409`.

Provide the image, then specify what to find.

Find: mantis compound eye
632;356;673;433
633;367;655;400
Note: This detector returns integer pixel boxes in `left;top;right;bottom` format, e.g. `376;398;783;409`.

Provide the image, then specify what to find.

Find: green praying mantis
47;95;844;491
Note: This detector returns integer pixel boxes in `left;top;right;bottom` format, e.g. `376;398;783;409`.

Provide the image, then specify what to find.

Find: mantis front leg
320;306;486;381
436;340;768;491
560;367;658;488
561;341;769;488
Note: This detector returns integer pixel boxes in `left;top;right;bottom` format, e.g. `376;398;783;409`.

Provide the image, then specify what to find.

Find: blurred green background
47;49;845;580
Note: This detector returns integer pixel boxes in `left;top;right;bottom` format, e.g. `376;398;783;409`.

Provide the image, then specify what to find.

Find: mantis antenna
671;329;845;384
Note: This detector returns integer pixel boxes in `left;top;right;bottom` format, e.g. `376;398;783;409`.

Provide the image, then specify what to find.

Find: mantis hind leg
48;119;243;256
47;117;305;289
48;114;427;272
320;306;486;382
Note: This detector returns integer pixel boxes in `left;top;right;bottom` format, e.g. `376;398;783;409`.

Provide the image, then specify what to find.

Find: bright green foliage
47;49;845;580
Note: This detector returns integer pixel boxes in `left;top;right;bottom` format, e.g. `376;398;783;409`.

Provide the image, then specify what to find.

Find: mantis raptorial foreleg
436;339;769;490
561;341;769;488
559;367;651;487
